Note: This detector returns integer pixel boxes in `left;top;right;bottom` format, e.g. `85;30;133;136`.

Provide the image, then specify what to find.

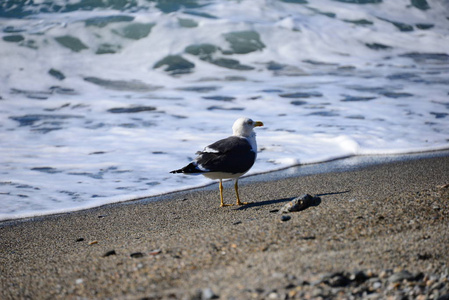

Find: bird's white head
232;117;264;138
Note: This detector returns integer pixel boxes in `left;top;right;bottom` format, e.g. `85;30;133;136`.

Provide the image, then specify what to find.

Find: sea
1;0;448;221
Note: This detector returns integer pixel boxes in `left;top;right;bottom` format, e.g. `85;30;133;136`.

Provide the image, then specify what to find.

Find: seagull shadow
235;197;292;210
316;190;351;197
236;190;350;211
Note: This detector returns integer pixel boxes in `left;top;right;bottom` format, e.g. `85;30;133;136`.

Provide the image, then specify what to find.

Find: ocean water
1;0;448;221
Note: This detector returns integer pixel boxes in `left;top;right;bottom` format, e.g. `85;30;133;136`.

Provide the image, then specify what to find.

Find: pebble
280;215;291;222
247;269;449;300
130;252;144;258
279;194;321;213
102;250;116;257
388;270;414;283
351;270;369;283
372;281;382;289
322;272;351;287
149;249;161;256
201;288;218;300
417;253;432;260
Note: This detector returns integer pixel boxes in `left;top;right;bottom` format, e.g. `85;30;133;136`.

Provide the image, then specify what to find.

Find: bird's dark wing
195;136;256;174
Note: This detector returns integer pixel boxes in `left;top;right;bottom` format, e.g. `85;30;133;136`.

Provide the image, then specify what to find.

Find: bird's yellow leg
219;179;232;207
235;179;252;205
219;179;224;206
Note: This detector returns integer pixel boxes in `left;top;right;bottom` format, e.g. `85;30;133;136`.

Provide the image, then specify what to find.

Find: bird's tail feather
170;162;204;174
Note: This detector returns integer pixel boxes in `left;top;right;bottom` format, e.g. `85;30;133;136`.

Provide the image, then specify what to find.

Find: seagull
170;117;263;207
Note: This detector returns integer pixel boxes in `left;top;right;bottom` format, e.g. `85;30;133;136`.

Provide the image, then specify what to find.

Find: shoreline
1;154;449;299
242;148;449;184
2;148;449;224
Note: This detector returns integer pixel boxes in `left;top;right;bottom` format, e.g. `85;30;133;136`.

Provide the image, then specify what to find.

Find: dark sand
1;155;449;299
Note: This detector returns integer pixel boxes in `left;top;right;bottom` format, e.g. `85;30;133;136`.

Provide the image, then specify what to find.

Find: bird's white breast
246;132;258;156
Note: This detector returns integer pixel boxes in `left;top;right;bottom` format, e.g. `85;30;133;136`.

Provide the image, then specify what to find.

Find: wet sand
1;155;449;299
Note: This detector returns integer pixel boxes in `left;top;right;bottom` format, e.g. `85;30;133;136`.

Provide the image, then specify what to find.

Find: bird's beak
254;121;264;127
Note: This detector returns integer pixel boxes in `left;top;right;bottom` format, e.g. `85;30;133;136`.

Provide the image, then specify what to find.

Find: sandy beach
1;154;449;299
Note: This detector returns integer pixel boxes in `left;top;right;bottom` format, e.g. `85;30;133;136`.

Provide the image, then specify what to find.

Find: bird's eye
247;120;253;125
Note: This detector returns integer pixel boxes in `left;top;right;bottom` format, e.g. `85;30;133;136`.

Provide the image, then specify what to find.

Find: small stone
149;249;161;256
280;194;321;213
437;183;449;189
130;252;144;258
280;215;291;222
414;272;425;281
388;282;401;290
201;287;218;299
324;272;351;287
288;289;298;298
426;279;436;286
75;238;84;242
311;287;323;297
285;283;296;289
88;240;98;245
366;293;381;299
430;282;445;291
271;272;284;278
379;270;389;279
103;250;116;257
388;270;414;283
437;293;449;300
351;270;369;283
372;281;382;289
